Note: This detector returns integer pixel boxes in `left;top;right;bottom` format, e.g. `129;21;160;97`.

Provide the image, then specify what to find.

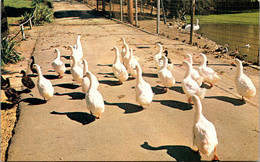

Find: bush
34;3;53;24
20;12;33;24
1;37;22;66
32;0;53;8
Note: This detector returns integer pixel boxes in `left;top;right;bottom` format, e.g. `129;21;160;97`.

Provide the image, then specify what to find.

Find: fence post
120;0;123;21
135;0;138;26
161;0;166;24
128;0;134;24
157;0;160;34
29;19;32;29
189;0;195;44
20;25;26;40
102;0;105;13
139;0;142;15
257;47;259;65
97;0;99;11
109;0;112;17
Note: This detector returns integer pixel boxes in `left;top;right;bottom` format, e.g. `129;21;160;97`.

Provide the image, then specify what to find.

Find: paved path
7;1;259;161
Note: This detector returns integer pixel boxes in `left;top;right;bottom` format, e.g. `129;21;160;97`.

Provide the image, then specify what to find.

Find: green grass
4;0;32;8
4;0;33;24
185;10;259;25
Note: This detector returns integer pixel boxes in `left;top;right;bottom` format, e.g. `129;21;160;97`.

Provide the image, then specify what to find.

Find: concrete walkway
7;1;259;161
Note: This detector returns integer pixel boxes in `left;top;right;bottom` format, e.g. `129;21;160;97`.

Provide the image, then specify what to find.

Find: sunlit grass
4;0;32;8
185;10;259;25
4;0;33;24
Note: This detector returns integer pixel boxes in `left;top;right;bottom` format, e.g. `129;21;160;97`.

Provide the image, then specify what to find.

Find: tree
1;0;9;38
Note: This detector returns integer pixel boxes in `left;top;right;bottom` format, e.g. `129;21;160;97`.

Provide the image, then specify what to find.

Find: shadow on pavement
142;72;158;78
43;74;59;80
50;111;95;125
21;98;47;105
99;80;121;86
54;92;85;100
54;10;101;19
53;83;80;89
205;96;246;106
140;142;201;161
153;99;192;111
169;86;185;94
1;102;15;110
152;85;167;95
104;101;143;114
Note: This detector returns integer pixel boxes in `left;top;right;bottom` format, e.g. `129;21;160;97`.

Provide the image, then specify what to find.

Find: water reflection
197;24;259;62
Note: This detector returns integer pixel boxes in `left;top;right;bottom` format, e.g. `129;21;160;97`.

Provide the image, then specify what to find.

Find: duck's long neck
114;49;121;64
71;57;76;67
83;60;89;74
55;50;61;61
124;43;129;56
236;61;243;77
77;36;81;48
161;58;168;70
136;64;144;85
200;55;207;67
35;66;43;79
187;55;193;64
129;49;133;60
194;99;203;123
158;44;162;57
69;46;75;56
184;63;192;78
196;19;199;26
87;74;94;93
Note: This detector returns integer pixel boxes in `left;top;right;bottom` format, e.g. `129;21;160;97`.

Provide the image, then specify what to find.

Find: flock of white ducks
24;35;256;161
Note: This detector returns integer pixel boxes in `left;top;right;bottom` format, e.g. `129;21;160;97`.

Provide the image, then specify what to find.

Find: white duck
85;71;105;119
198;53;220;87
51;49;66;78
111;46;129;84
182;61;206;104
192;95;219;161
234;58;256;100
75;35;83;60
134;63;154;108
128;48;139;78
158;55;175;92
185;54;203;86
82;59;99;93
154;43;163;70
120;37;131;70
69;45;84;69
118;37;128;64
70;55;83;84
33;64;54;101
185;19;200;32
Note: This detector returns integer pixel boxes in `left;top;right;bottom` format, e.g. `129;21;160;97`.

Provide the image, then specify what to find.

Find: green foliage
31;0;54;24
20;12;33;23
32;0;53;8
34;3;53;24
1;37;22;66
185;10;259;25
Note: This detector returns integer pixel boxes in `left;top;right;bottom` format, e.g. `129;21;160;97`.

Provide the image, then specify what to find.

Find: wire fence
3;7;37;42
82;0;259;64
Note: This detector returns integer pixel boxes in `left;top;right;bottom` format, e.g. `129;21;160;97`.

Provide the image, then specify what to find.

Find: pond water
197;23;259;63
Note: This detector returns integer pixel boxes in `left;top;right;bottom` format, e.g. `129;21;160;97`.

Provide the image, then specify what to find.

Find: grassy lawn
4;0;33;24
185;10;259;25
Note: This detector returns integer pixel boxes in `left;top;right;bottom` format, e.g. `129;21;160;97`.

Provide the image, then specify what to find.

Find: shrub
20;12;33;24
1;37;22;66
34;3;53;24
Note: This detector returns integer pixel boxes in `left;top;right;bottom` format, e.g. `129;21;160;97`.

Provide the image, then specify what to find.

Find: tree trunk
127;0;134;24
1;0;9;38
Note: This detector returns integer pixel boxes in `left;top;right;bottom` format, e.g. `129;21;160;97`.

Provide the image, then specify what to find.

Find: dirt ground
1;0;259;161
